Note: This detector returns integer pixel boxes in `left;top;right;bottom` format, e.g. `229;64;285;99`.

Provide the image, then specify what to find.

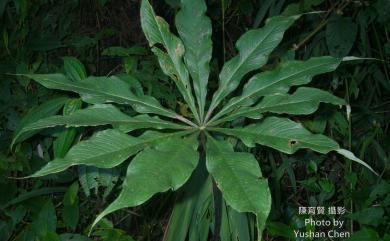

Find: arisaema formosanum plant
12;0;376;239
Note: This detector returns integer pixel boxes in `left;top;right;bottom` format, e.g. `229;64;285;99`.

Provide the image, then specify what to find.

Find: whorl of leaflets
13;0;376;240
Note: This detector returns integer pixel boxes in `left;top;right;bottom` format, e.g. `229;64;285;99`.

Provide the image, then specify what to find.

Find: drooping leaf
140;0;199;122
212;56;342;121
25;74;178;119
63;57;87;81
250;87;344;114
12;104;187;145
213;117;377;174
30;130;193;177
213;116;340;154
12;97;69;148
213;87;344;124
206;15;299;118
176;0;212;120
336;149;378;175
206;138;271;236
92;134;200;228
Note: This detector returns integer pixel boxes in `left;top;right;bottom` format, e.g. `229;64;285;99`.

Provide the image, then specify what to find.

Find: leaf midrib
209;140;259;212
220;61;336;116
215;128;337;152
42;76;176;118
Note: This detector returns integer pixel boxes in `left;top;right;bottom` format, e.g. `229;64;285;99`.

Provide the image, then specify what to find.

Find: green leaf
34;201;57;233
117;114;188;132
30;130;193;177
25;74;178;119
326;15;357;57
0;187;67;210
12;104;187;145
266;222;295;238
336;149;378;175
206;138;271;236
256;87;344;114
214;87;344;124
212;56;342;121
206;15;299;118
345;228;379;241
63;182;79;206
63;205;79;229
92;134;200;228
63;57;87;81
213;116;340;154
78;166;119;198
60;234;93;241
39;232;61;241
164;150;211;241
140;0;199;123
12;97;69;148
53;99;82;158
176;0;212;120
63;182;79;230
213;118;377;174
348;207;384;226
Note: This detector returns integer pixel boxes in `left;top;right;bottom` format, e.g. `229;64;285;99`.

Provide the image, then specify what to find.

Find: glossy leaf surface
31;130;192;177
214;117;340;154
207;15;299;117
176;0;212;120
92;134;200;227
140;0;199;122
213;56;342;121
25;74;177;119
206;138;271;234
12;104;187;145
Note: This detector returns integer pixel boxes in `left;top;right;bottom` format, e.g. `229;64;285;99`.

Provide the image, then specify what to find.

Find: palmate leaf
91;134;200;228
140;0;199;123
18;1;377;239
211;56;342;121
176;0;212;120
12;104;187;146
25;74;178;119
206;138;271;237
30;130;193;177
213;87;345;124
206;15;300;119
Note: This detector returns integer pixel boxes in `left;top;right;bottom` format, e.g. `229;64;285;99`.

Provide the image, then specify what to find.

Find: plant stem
292;0;351;51
345;78;354;234
201;133;221;241
211;178;222;241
